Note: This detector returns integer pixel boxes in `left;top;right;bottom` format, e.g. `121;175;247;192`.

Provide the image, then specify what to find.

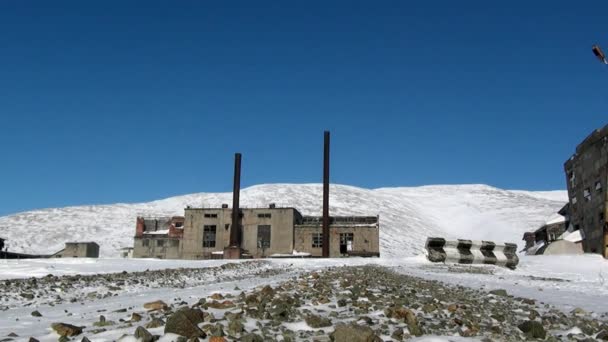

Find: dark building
564;124;608;256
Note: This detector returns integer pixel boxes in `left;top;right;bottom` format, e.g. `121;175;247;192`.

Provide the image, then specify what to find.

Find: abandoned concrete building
133;132;380;260
52;242;100;258
564;124;608;256
132;216;184;259
133;207;380;259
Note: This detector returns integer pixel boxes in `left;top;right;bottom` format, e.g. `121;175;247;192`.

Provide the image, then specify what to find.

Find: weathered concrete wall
181;208;296;259
133;237;180;259
564;124;608;256
294;225;380;257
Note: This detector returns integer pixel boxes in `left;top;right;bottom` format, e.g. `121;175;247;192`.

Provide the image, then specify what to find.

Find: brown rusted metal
322;131;330;258
230;153;242;247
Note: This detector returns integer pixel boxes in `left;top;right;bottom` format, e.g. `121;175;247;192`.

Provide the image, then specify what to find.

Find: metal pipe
230;153;242;247
322;131;330;257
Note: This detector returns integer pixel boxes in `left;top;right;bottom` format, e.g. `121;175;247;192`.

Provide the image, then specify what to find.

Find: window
156;240;164;247
312;233;323;248
339;233;354;254
170;240;179;247
600;212;605;222
596;181;603;193
584;188;591;202
225;224;230;231
257;213;272;218
568;171;576;186
142;239;149;247
175;222;183;228
203;225;216;248
257;225;271;248
571;196;578;205
204;213;218;218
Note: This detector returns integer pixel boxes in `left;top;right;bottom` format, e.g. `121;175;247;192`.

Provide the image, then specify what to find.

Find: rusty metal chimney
322;131;330;258
230;153;242;247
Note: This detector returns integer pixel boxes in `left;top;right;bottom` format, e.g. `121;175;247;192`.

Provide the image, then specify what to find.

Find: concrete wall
54;242;99;258
294;225;380;257
133;237;181;259
564;124;608;256
181;207;297;259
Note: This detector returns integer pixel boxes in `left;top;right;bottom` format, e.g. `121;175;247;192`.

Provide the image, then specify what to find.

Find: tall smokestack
230;153;242;247
322;131;330;258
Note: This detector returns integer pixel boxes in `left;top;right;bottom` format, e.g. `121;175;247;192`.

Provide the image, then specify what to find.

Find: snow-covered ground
0;183;567;257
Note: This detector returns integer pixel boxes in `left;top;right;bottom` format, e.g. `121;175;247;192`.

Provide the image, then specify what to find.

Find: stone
134;326;154;342
597;330;608;340
305;315;332;328
332;323;378;342
20;293;34;300
518;320;546;339
240;333;264;342
227;319;244;335
209;337;227;342
130;312;142;322
489;289;508;297
31;311;42;317
164;307;207;338
145;318;165;329
209;293;224;300
51;323;84;337
143;300;168;311
28;339;40;342
81;338;91;342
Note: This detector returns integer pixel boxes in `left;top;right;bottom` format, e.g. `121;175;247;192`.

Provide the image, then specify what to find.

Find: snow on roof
211;251;224;255
143;229;170;235
563;230;583;243
545;214;566;225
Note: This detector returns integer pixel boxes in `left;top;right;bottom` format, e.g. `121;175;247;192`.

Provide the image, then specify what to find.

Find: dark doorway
339;233;353;254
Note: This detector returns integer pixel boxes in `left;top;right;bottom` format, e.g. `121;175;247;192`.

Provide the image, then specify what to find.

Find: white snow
143;229;170;235
0;183;567;257
545;213;566;225
563;230;583;243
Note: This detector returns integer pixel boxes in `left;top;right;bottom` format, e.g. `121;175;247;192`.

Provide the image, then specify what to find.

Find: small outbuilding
52;242;100;258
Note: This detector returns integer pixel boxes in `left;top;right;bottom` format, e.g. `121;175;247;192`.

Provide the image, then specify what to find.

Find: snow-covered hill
0;184;567;257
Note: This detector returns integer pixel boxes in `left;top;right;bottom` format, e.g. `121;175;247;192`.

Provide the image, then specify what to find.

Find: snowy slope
0;184;567;257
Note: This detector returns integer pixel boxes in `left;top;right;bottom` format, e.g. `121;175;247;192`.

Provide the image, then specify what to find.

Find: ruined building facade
564;124;608;256
133;206;380;259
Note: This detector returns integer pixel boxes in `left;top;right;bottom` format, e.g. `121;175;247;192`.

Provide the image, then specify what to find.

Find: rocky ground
3;264;608;341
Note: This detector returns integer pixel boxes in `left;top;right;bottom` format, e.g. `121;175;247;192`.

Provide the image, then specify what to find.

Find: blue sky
1;1;607;215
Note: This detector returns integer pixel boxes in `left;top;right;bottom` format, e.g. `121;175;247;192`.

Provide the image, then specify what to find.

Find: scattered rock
31;311;42;317
305;314;332;328
134;326;154;342
489;289;508;297
51;323;84;337
164;307;207;338
332;323;378;342
518;320;546;339
143;300;168;311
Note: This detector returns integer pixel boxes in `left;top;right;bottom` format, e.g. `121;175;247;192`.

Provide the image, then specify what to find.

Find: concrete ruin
133;208;380;259
52;242;99;258
564;124;608;256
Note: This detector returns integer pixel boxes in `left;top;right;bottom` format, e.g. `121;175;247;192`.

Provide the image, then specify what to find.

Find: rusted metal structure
322;131;330;258
224;153;243;259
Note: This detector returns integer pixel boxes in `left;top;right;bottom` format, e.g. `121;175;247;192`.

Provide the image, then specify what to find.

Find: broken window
339;233;354;254
156;240;164;247
204;213;218;218
203;225;216;248
596;181;603;193
600;212;605;222
257;213;272;218
174;222;183;228
142;239;149;247
584;188;591;202
312;233;323;248
257;225;271;248
568;171;576;186
571;196;577;205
